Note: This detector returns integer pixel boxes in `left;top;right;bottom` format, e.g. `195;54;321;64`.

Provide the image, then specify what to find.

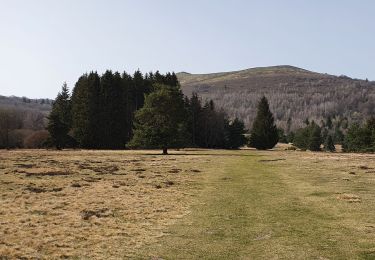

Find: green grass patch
139;150;375;259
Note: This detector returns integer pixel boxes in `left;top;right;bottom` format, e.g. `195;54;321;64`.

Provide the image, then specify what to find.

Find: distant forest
178;66;375;131
0;96;52;148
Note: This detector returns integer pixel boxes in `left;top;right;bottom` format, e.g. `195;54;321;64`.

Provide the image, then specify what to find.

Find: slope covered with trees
0;95;53;148
177;65;375;131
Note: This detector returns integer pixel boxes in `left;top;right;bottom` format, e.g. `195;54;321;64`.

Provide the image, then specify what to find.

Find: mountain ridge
177;65;375;130
176;65;365;86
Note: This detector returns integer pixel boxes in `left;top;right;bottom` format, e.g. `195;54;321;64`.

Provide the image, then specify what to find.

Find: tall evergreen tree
100;71;127;149
196;100;227;148
47;113;68;150
47;83;72;149
133;70;146;110
122;71;134;142
324;135;335;152
128;84;189;154
54;82;72;126
293;127;310;150
187;93;202;146
225;118;247;149
248;96;279;150
71;73;102;148
71;74;88;146
308;122;322;151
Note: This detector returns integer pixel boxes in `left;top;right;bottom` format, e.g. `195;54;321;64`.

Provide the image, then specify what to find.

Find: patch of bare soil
337;193;361;203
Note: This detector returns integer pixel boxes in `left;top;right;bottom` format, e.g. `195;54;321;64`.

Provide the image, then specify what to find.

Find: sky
0;0;374;98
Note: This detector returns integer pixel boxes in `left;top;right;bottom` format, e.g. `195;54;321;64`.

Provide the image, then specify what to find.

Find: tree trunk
162;148;168;155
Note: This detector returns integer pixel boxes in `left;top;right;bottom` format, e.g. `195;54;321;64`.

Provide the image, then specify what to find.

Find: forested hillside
0;95;52;113
0;96;53;148
178;66;375;130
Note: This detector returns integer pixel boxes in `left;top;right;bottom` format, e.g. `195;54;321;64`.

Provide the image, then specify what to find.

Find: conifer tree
343;118;375;152
293;121;322;151
187;93;202;145
324;135;335;152
100;71;127;149
326;116;333;129
133;70;146;110
55;82;72;126
122;72;134;142
333;127;344;144
47;113;69;150
47;83;72;149
225;118;247;149
277;128;288;143
248;96;279;150
286;131;295;143
71;73;102;148
367;117;375;150
293;127;309;150
128;84;189;154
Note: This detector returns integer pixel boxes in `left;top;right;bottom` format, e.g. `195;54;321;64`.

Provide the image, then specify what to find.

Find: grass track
140;150;375;259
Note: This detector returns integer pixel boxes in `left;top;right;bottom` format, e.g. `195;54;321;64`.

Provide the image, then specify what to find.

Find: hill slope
177;66;375;130
0;95;52;114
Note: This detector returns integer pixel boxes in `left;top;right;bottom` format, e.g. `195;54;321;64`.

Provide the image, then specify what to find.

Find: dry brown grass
1;148;375;259
0;149;208;259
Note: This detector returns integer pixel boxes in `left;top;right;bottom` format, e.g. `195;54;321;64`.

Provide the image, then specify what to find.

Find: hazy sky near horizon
1;0;374;98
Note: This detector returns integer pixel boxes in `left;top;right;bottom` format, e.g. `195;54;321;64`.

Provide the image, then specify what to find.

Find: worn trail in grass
141;150;375;259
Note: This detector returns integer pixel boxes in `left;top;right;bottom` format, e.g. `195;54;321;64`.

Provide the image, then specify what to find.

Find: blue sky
1;0;374;98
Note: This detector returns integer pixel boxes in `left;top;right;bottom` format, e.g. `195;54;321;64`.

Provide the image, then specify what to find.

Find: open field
1;148;375;259
0;150;207;259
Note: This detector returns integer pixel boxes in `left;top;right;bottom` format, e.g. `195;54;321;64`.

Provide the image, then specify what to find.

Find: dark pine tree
225;118;247;149
277;128;288;143
47;83;72;149
308;121;322;151
133;70;146;111
71;72;101;148
197;100;227;148
324;135;335;152
187;93;202;146
122;71;134;142
248;96;279;150
100;71;127;149
128;84;189;154
343;118;375;152
47;113;69;150
326;116;333;129
293;127;309;150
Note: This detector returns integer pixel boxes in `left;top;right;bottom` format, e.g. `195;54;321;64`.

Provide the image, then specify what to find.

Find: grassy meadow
0;148;375;259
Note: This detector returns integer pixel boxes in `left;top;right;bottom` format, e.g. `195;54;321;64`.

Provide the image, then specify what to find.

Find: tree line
47;70;247;153
279;116;375;152
2;69;373;154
